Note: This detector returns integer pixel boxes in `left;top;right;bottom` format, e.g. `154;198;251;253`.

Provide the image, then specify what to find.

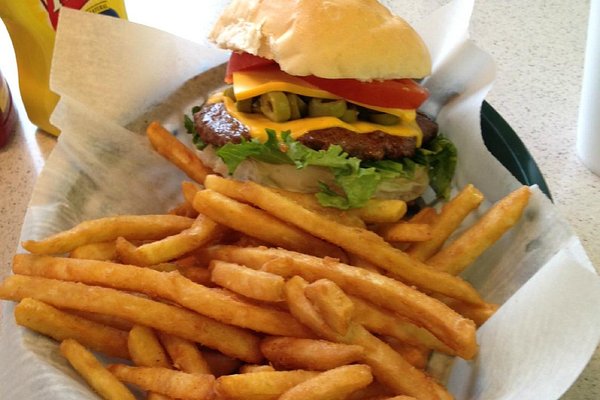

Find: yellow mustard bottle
0;0;127;136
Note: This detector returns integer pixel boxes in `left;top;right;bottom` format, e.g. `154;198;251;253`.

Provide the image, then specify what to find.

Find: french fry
204;174;366;229
408;207;438;224
128;325;171;368
210;260;285;302
115;214;226;266
240;364;276;373
349;198;407;224
128;325;173;400
304;279;355;335
0;275;262;363
193;189;346;260
283;275;449;400
205;246;477;359
60;339;135;400
350;295;454;355
260;337;364;371
437;295;499;327
12;254;312;338
426;186;531;275
181;181;201;205
215;370;320;400
69;241;117;261
15;298;129;359
239;181;484;305
22;215;194;255
175;264;212;286
158;332;212;374
284;276;341;341
107;364;215;400
278;364;373;400
146;121;212;184
406;184;484;261
382;336;430;369
66;310;134;331
378;223;432;242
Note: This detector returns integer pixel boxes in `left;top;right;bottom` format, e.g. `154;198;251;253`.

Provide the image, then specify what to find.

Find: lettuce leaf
414;135;457;200
213;128;456;208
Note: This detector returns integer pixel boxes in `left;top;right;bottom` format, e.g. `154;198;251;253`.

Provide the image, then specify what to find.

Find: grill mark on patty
193;102;438;160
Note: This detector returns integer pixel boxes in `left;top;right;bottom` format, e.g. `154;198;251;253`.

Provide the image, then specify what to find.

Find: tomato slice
299;75;429;109
225;52;429;109
225;52;276;83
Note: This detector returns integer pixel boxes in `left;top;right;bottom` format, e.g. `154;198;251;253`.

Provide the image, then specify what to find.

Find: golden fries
350;295;454;355
283;275;450;400
278;364;373;400
210;260;285;302
2;120;535;399
158;332;212;374
205;246;477;359
204;174;366;228
240;364;277;373
304;279;355;335
116;214;225;266
127;325;173;400
60;339;135;400
350;198;407;224
214;370;320;400
12;254;311;338
260;337;364;371
15;298;129;359
69;241;117;261
406;184;484;261
193;188;346;260
378;223;432;242
146;121;212;184
128;325;171;368
0;275;262;362
107;364;215;400
23;215;194;255
426;186;531;275
239;180;484;305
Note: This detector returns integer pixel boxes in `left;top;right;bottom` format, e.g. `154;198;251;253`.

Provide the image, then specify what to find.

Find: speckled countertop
0;0;598;398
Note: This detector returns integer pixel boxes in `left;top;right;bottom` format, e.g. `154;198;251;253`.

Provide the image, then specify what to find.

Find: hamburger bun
209;0;431;80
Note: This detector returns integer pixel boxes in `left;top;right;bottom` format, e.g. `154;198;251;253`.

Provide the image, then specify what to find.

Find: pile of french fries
0;121;532;400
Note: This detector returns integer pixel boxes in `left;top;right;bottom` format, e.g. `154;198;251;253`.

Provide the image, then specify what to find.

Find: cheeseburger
187;0;456;209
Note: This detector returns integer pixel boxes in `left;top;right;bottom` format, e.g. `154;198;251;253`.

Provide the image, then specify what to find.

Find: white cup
577;0;600;176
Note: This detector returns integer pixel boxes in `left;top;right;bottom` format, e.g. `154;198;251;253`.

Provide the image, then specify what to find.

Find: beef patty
193;102;438;160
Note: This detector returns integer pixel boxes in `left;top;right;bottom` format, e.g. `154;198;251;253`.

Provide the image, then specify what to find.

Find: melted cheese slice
233;69;417;122
229;68;422;145
222;97;422;146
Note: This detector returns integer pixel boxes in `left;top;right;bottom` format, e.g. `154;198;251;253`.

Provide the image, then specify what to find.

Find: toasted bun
209;0;431;80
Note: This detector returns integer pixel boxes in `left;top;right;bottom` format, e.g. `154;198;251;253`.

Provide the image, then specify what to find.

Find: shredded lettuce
213;129;457;209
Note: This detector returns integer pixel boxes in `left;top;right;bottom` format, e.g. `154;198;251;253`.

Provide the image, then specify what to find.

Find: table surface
0;1;598;399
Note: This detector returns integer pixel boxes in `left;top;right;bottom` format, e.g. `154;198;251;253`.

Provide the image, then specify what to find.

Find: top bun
209;0;431;81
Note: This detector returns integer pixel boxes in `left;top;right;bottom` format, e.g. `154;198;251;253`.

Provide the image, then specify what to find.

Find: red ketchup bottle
0;68;16;148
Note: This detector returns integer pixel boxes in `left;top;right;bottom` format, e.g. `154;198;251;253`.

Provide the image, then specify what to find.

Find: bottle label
41;0;126;30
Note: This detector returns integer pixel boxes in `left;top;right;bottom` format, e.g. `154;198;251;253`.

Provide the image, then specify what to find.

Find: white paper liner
1;2;599;399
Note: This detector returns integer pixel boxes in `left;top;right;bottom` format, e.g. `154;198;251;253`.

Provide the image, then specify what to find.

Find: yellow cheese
232;69;417;122
233;68;337;101
222;97;422;146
